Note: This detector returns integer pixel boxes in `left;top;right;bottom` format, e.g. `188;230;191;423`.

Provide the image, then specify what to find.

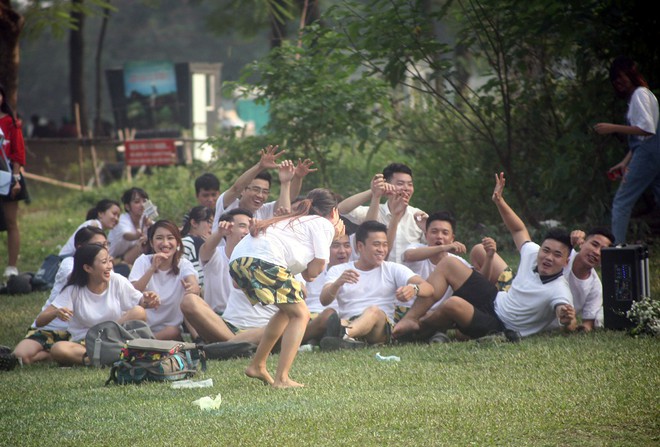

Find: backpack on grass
106;339;205;385
85;320;155;367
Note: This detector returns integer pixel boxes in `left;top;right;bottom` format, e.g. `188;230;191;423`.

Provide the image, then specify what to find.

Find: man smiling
393;172;576;341
319;221;433;350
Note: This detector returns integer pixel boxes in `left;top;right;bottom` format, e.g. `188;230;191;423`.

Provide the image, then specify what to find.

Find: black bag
106;339;205;385
31;254;64;291
84;320;155;367
201;341;257;360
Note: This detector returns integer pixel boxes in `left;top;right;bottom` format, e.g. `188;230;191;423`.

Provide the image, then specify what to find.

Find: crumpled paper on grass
192;393;222;410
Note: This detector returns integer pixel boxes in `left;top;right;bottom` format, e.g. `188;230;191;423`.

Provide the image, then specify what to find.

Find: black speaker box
601;245;650;330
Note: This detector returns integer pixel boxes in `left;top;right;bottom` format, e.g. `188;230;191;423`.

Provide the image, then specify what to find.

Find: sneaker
319;335;366;351
0;346;18;371
324;313;341;338
3;266;18;279
429;332;451;343
504;329;522;343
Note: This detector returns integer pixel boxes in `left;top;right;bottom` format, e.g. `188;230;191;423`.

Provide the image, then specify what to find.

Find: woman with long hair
108;187;153;265
58;199;121;257
129;220;201;340
181;205;214;291
594;56;660;243
0;83;27;279
49;243;159;366
229;188;345;388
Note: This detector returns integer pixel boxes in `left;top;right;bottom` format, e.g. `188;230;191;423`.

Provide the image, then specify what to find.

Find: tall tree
0;0;25;109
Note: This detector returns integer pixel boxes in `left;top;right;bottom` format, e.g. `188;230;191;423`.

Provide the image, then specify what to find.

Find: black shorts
452;270;505;338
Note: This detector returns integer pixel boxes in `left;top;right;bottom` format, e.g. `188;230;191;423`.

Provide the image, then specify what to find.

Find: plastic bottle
375;352;400;362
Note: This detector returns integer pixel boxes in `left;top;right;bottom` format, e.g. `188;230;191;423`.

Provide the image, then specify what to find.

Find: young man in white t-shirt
337;163;428;263
397;209;470;341
393;173;576;341
319;221;433;350
211;145;315;231
470;227;615;332
181;208;266;344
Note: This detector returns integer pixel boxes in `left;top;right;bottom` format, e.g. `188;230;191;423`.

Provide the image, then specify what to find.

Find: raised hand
278;159;296;183
294;158;317;178
570;230;585;248
481;237;497;258
141;291;160;309
258;144;285;170
492;172;506;203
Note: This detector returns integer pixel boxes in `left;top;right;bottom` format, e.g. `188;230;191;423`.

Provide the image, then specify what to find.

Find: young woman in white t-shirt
108;187;154;265
129;220;200;340
58;199;121;257
49;244;159;366
229;188;344;389
13;226;107;365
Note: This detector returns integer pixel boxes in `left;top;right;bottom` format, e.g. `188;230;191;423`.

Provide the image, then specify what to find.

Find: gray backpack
84;320;155;367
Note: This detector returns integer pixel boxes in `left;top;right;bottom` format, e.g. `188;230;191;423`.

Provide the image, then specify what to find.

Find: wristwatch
411;283;420;297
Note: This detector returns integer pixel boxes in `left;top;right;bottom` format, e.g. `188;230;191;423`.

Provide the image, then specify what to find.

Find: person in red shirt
0;84;28;279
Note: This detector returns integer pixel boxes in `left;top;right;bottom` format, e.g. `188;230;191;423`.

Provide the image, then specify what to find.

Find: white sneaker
3;266;18;278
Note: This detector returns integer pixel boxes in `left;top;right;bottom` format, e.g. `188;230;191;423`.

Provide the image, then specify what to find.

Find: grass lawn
1;181;659;446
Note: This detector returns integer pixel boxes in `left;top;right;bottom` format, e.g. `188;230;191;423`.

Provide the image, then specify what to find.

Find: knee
363;305;385;320
469;244;486;267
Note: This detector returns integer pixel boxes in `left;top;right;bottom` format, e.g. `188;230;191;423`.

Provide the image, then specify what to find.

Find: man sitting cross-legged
319;220;433;350
393;172;576;341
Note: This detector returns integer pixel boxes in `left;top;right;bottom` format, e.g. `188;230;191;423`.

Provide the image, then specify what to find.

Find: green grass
1;173;659;446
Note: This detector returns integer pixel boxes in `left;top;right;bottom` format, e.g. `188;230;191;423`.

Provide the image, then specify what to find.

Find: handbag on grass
106;339;206;385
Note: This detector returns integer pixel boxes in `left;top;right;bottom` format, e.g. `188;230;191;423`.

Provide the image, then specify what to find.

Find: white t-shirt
129;255;197;333
563;251;603;324
59;219;102;257
494;242;573;337
32;257;74;331
211;191;276;232
222;287;277;329
402;244;471;308
51;273;143;341
343;202;425;263
628;86;659;139
201;246;233;313
108;213;139;259
230;215;335;275
325;261;416;321
305;268;339;313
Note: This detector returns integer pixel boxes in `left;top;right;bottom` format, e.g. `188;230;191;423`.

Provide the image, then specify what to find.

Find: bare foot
271;378;305;389
245;365;274;385
392;318;420;339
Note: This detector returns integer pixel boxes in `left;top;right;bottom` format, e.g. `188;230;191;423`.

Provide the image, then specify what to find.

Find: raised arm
492;172;530;252
223;144;285;207
290;158;317;201
274;160;295;213
337;173;386;215
199;221;233;264
386;192;407;261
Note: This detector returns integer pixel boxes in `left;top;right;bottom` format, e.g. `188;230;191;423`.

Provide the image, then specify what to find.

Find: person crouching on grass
229;188;345;389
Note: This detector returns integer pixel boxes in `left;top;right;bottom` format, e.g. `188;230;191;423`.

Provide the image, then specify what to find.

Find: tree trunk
0;0;24;110
70;0;88;135
94;1;112;136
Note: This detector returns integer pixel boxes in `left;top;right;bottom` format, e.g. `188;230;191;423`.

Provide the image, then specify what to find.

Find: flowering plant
626;296;660;337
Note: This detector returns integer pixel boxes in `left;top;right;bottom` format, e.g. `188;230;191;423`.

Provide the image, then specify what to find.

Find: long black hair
181;205;214;236
65;243;108;288
0;84;17;126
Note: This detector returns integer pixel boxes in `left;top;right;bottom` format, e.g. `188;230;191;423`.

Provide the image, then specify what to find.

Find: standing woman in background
0;84;28;279
594;56;660;244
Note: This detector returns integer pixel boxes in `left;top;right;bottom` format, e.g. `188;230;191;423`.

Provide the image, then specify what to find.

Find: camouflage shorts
24;328;71;350
229;257;304;306
496;266;515;292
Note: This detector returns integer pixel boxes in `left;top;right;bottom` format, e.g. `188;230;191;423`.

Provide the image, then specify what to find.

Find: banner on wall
123;61;180;130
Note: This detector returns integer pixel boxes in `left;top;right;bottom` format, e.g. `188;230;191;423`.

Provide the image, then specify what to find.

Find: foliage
627;296;660;337
17;0;116;39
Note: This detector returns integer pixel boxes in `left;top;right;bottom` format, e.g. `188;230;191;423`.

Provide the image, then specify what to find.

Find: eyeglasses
245;186;270;195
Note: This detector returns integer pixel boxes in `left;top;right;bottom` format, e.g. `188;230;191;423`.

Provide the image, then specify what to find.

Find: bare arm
386;192;407;261
593;123;653;136
290;158;317;201
403;242;467;262
273;160;294;213
492;172;530;252
199;221;233;263
320;269;359;306
302;258;326;282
